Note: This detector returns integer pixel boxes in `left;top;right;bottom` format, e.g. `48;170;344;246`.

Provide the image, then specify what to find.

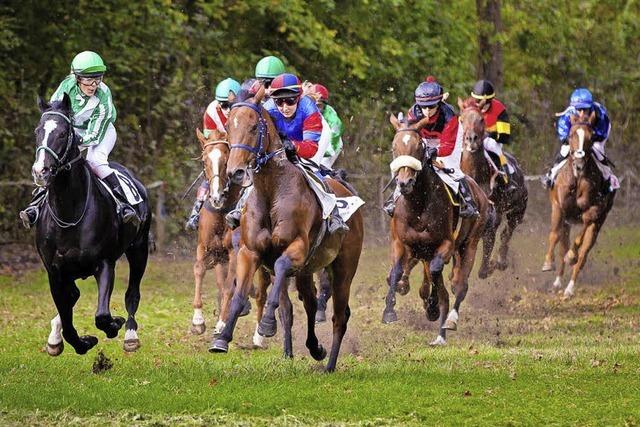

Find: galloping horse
542;112;615;297
210;87;364;372
383;114;491;345
458;97;528;278
32;94;151;355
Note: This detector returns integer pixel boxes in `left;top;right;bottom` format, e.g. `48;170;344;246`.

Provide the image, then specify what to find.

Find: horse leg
50;275;98;355
123;239;148;352
94;260;125;339
324;259;357;372
191;244;207;335
445;236;479;333
293;273;326;362
278;280;294;358
428;270;450;346
258;251;296;337
397;257;418;296
210;247;259;352
213;262;230;336
252;268;269;348
494;210;519;270
479;210;498;279
565;222;600;298
553;224;570;290
542;202;563;271
315;269;332;323
382;240;407;324
46;314;64;356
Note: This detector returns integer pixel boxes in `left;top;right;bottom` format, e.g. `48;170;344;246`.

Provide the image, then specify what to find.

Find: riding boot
541;146;569;190
457;178;479;218
383;186;401;217
327;206;349;234
19;187;47;229
499;164;517;194
185;199;204;231
104;173;140;226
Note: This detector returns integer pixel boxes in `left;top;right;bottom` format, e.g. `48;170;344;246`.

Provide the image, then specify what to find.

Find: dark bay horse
383;114;491;346
542;112;615;297
210;87;364;372
458;97;528;278
33;94;151;356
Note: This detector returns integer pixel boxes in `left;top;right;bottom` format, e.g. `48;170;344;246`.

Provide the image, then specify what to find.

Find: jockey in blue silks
542;88;618;192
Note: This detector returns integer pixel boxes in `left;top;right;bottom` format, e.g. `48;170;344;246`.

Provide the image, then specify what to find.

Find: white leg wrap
553;276;562;289
446;309;459;324
124;329;139;341
564;280;576;297
429;335;447;346
253;324;265;348
48;315;62;345
192;308;205;325
214;319;226;335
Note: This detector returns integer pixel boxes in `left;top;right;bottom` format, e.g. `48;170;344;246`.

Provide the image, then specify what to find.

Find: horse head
568;110;596;176
389;113;431;195
458;97;485;153
32;93;79;187
196;128;231;209
225;83;272;187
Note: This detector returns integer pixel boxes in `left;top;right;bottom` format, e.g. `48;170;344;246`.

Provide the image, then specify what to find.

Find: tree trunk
476;0;503;91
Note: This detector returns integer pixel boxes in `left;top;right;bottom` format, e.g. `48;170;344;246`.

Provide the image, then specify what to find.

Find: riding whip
180;171;204;200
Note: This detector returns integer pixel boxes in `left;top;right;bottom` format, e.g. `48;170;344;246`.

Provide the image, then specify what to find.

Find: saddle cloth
97;170;143;205
550;153;620;191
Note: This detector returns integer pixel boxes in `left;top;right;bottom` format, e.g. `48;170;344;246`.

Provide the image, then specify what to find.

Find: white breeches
310;117;333;166
85;123;117;179
320;140;342;169
483;136;504;157
434;123;465;193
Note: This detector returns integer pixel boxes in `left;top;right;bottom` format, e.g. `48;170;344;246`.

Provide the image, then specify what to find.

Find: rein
229;102;283;172
44;164;92;228
35;110;83;184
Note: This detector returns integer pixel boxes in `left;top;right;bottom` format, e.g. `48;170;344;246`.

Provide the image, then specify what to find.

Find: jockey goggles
219;101;231;110
274;96;299;107
77;76;103;87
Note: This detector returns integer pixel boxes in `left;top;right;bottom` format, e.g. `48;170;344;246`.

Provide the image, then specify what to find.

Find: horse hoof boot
75;335;98;355
209;339;229;353
46;341;64;357
191;323;206;335
257;317;277;338
541;261;554;272
123;339;141;352
315;310;326;323
310;345;327;361
239;298;251;317
429;336;447;346
382;310;398;324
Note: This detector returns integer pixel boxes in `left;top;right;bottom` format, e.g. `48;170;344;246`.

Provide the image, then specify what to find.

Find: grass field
1;220;639;426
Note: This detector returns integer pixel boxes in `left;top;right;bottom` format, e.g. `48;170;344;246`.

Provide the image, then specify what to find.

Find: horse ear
389;113;400;130
60;92;72;112
569;114;578;125
589;109;597;125
37;95;49;112
196;128;208;148
254;85;265;104
457;97;465;111
228;91;236;103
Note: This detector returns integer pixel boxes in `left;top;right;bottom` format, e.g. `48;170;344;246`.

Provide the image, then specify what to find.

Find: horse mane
461;97;479;111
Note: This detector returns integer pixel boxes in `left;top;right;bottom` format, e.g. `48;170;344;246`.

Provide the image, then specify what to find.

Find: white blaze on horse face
208;148;222;197
402;134;411;146
33;119;58;175
575;128;586;158
233;116;239;129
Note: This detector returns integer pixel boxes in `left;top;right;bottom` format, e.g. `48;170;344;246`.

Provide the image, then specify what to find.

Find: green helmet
255;56;285;79
71;51;107;76
215;78;241;101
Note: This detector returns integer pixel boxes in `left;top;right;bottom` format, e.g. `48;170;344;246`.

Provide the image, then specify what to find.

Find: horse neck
47;159;90;220
405;163;439;210
462;146;491;183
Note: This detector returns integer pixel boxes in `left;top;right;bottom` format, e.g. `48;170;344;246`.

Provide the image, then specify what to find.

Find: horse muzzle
398;176;416;195
32;165;51;187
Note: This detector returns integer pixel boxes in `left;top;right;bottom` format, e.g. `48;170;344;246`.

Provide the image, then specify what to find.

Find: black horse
32;94;151;356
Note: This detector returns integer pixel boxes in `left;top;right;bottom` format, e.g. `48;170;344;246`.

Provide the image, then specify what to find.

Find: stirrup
382;200;395;217
19;206;39;229
185;213;200;231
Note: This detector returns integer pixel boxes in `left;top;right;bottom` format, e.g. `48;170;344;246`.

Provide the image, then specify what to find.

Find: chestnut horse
383;114;491;345
209;87;364;372
542;112;615;297
458;97;528;277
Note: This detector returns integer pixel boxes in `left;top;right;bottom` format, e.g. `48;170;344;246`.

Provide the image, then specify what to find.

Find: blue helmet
215;78;241;101
570;88;593;109
414;78;444;107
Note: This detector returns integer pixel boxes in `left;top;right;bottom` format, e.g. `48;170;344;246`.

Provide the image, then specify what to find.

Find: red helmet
314;83;329;102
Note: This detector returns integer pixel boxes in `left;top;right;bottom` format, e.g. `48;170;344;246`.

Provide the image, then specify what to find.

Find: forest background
1;0;639;243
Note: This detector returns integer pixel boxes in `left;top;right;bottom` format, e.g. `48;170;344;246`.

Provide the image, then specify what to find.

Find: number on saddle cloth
114;171;143;205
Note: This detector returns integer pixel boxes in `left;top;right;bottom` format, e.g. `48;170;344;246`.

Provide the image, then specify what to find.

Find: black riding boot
19;187;47;229
104;173;140;226
457;178;479;218
499;164;517;193
185;199;204;231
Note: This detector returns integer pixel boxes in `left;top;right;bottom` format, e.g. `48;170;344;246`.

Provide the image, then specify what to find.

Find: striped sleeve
82;84;116;146
50;75;74;102
495;109;511;145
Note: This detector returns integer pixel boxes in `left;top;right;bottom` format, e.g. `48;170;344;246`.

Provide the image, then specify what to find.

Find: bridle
201;139;232;198
228;102;283;172
35;110;83;182
389;127;429;176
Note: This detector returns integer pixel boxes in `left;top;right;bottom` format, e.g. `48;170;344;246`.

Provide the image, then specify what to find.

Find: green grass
1;225;640;426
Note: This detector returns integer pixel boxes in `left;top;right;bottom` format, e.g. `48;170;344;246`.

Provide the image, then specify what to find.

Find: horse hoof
429;336;447;346
209;339;229;353
239;299;251;317
310;345;327;361
478;268;489;279
46;341;64;356
541;261;554;272
191;323;206;335
444;320;458;331
257;317;277;338
315;310;327;323
382;310;398;324
123;339;140;352
495;260;508;271
563;287;575;298
426;307;439;322
396;280;410;296
75;335;98;355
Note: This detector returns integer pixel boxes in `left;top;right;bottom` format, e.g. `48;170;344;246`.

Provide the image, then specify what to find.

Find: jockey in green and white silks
20;51;138;228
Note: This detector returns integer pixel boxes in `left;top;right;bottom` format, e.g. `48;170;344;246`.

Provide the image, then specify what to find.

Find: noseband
36;111;83;181
229;102;282;172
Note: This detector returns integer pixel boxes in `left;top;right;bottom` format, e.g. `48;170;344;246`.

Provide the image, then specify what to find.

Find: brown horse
458;97;528;278
542;112;615;297
383;114;491;345
209;87;364;372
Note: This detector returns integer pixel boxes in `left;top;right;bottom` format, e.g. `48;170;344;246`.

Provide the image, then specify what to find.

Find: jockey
471;79;516;192
312;83;345;168
185;77;241;230
542;88;615;191
20;51;138;229
383;77;479;218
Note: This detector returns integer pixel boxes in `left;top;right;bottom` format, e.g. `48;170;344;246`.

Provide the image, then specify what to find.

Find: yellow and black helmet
471;79;495;100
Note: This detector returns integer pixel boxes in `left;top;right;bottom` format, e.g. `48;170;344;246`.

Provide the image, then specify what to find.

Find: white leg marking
124;329;139;341
564;280;576;298
253;324;265;348
34;119;57;174
192;308;205;325
553;276;562;289
429;335;447;346
214;319;226;335
446;309;459;324
48;314;62;345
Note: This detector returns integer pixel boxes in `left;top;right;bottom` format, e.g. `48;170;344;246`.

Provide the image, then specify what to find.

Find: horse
209;86;364;372
541;112;615;297
458;97;528;278
32;94;151;356
383;114;491;346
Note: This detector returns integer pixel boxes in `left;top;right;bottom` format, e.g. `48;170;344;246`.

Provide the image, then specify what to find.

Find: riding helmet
314;83;329;102
255;56;286;79
414;76;444;107
269;73;302;99
570;88;593;109
215;78;241;101
71;51;107;77
471;80;495;100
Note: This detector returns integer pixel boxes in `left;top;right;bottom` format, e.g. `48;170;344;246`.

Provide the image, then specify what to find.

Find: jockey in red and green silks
313;83;345;169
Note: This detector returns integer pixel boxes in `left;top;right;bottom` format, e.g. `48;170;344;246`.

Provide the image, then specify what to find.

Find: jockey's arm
81;89;116;146
556;113;571;144
495;109;511;145
292;107;323;159
436;116;459;157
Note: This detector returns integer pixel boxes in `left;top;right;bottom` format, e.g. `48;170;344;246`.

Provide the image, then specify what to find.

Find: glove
282;138;298;163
